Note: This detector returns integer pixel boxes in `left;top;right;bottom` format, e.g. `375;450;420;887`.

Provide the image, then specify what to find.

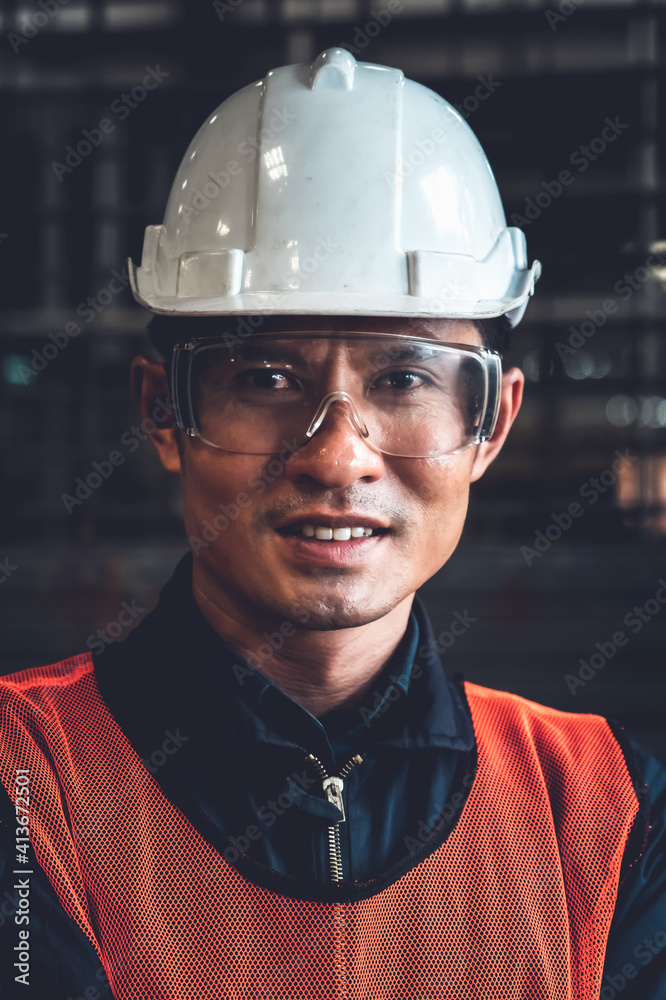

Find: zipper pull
322;776;345;823
304;751;365;884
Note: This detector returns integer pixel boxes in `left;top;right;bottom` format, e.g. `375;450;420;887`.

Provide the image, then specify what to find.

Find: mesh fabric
0;655;638;999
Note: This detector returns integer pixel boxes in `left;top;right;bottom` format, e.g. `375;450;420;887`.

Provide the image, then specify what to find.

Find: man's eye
374;371;426;390
239;369;298;391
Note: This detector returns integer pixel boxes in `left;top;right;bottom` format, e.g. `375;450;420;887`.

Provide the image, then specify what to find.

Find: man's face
136;316;523;632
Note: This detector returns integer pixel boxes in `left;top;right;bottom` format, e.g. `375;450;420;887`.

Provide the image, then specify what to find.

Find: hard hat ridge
308;47;357;90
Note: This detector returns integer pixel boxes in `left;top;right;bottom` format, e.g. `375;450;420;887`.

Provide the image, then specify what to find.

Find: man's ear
130;355;182;474
470;366;524;483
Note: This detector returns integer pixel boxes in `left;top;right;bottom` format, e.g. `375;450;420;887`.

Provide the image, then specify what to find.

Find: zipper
305;752;364;883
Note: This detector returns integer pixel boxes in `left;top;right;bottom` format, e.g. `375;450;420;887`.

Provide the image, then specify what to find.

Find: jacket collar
95;553;474;762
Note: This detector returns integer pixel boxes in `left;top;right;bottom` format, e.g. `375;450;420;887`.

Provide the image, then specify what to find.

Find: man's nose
284;397;386;488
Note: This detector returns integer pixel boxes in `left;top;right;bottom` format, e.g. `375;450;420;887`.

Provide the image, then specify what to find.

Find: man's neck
192;580;414;719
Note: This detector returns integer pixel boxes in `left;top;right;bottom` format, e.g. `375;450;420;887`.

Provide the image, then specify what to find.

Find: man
0;47;664;999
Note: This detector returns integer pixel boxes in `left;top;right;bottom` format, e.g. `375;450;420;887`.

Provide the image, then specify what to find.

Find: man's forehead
178;315;482;344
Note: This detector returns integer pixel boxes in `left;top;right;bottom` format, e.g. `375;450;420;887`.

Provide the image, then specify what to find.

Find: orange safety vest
0;653;641;999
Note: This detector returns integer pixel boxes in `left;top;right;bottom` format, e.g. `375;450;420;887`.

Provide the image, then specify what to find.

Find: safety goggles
170;332;502;459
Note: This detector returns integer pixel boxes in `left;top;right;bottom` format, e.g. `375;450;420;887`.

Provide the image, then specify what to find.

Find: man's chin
287;593;404;631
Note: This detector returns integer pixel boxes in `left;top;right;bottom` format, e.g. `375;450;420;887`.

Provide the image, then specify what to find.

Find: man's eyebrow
227;339;448;365
371;343;441;362
231;343;310;365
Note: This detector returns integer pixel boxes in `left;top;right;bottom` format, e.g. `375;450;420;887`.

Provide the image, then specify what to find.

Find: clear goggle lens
174;333;500;459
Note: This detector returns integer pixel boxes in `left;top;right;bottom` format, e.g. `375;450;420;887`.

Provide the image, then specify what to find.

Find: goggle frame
169;331;502;458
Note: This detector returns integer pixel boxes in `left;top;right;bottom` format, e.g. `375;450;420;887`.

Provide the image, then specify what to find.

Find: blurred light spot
522;351;539;382
522;349;553;382
606;395;638;427
3;355;31;386
17;2;91;31
564;351;592;380
649;240;666;289
591;351;611;379
616;454;666;535
56;6;91;30
561;397;608;429
320;0;357;20
105;2;182;31
564;349;611;380
658;400;666;428
235;0;269;22
640;396;666;429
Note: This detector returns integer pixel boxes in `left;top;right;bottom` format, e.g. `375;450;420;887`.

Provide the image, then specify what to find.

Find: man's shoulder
464;679;608;727
0;654;98;795
0;653;95;713
463;680;637;775
464;681;648;855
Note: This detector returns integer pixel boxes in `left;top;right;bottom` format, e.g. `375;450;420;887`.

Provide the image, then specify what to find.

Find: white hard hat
129;47;540;326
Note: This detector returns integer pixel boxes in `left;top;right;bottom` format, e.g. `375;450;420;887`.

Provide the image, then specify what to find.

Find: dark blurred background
0;0;664;758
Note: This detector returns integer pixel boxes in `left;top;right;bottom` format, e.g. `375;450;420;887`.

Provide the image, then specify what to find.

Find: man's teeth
299;524;375;540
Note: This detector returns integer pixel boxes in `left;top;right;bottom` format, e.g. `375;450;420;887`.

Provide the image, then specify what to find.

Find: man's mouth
279;523;388;541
